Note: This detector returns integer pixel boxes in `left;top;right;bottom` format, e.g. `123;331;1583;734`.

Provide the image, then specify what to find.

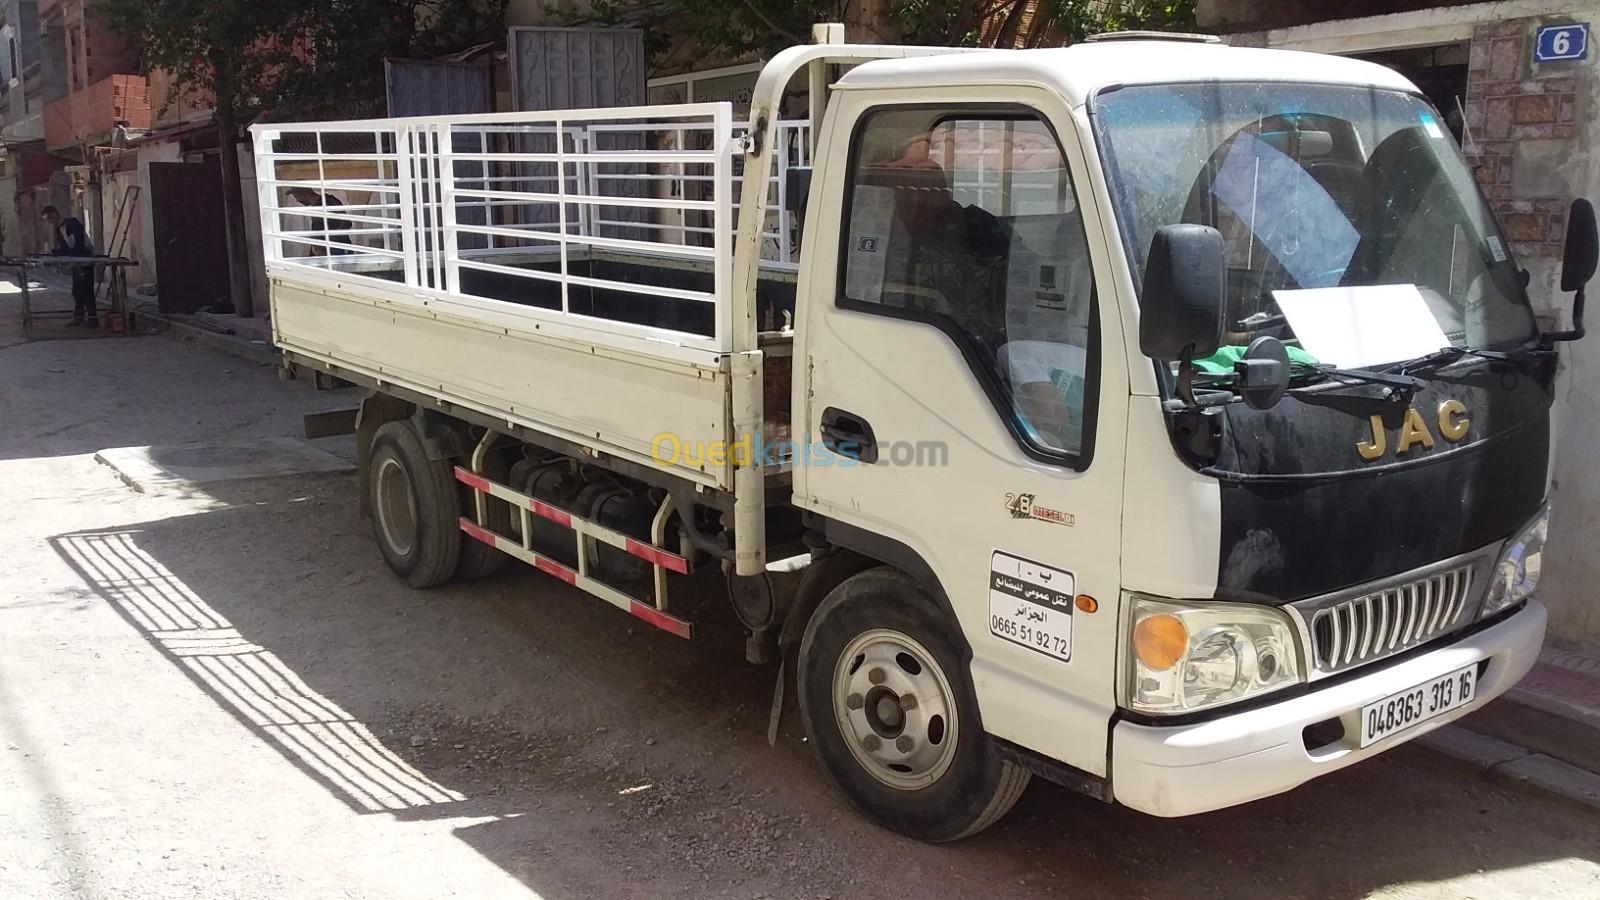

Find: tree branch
739;0;804;44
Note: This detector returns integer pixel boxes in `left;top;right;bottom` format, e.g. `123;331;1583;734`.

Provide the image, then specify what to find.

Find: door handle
819;407;879;464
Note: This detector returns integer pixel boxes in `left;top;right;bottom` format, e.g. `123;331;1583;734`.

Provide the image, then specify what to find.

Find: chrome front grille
1309;564;1476;673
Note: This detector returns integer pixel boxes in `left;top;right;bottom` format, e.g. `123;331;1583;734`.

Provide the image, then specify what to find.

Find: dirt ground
2;278;1599;900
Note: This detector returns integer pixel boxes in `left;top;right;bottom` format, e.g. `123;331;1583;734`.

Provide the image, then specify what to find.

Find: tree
559;0;1198;65
106;0;506;317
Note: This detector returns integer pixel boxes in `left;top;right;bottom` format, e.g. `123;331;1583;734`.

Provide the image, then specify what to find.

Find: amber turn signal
1133;613;1188;671
1074;594;1098;613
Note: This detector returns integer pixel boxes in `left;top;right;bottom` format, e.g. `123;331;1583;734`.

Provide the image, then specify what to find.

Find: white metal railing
253;103;742;354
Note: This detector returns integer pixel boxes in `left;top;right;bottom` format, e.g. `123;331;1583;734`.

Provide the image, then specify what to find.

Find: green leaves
106;0;508;125
557;0;1197;64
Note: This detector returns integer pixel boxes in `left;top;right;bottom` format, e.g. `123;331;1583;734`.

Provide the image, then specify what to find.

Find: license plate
1359;664;1477;748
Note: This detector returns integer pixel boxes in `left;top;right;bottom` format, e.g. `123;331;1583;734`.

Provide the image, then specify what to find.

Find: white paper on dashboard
1271;284;1452;369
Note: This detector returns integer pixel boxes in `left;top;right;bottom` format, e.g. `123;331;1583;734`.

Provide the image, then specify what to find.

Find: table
6;255;140;339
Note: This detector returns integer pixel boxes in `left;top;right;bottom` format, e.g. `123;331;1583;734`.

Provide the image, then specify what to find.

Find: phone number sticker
988;551;1074;662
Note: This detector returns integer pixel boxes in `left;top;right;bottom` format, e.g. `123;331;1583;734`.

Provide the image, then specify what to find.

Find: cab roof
835;40;1419;108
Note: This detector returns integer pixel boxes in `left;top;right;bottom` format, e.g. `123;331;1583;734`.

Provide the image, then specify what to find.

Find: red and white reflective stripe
453;466;686;574
458;518;692;639
626;600;693;640
625;538;683;572
528;499;571;528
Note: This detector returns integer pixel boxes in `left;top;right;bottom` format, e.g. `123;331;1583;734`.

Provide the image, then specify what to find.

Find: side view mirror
1548;198;1594;344
1561;198;1597;292
1139;224;1226;362
1542;197;1593;341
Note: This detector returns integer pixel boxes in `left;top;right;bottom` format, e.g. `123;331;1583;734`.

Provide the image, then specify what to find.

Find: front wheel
797;567;1030;841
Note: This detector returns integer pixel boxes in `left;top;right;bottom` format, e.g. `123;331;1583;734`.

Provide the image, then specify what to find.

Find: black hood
1182;360;1553;604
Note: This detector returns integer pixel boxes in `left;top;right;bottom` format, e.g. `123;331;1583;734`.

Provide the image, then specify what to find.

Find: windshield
1093;82;1538;370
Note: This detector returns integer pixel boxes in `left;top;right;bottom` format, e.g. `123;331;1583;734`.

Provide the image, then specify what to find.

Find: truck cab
787;35;1566;831
254;29;1587;843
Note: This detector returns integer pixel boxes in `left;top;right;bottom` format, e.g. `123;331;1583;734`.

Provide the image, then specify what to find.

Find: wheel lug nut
899;694;917;710
862;734;881;752
895;735;913;752
846;693;864;710
867;667;886;685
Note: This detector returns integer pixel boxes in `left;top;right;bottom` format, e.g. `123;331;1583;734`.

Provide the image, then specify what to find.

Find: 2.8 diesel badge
1356;400;1471;461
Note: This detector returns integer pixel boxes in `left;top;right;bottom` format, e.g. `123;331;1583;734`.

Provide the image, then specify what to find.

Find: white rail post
316;130;330;251
729;94;769;578
713;103;734;352
252;128;283;265
375;129;392;253
429;125;446;291
396;125;420;288
555;115;570;315
440;123;461;295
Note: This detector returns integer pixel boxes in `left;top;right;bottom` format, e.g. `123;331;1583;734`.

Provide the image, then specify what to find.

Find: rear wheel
797;567;1030;841
369;420;460;588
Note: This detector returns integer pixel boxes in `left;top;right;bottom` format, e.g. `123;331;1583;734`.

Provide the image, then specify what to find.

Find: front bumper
1111;599;1546;817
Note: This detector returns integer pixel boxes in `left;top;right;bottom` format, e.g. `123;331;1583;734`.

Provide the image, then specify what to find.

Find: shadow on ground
48;472;1600;900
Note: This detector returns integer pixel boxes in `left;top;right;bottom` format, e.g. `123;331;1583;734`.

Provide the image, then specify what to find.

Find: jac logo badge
1005;492;1075;527
1356;400;1471;461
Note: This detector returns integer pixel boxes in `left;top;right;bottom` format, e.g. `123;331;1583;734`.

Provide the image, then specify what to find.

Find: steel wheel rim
374;456;418;557
832;628;959;790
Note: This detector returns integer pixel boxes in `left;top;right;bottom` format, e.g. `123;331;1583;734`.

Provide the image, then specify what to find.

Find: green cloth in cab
1192;344;1319;375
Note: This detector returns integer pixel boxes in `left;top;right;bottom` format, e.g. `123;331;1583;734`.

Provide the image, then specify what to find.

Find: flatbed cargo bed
256;101;802;491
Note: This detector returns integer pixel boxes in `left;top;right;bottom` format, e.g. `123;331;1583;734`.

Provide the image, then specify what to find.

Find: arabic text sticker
988;551;1074;662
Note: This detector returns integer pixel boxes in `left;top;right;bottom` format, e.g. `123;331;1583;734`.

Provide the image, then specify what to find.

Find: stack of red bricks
1463;19;1582;260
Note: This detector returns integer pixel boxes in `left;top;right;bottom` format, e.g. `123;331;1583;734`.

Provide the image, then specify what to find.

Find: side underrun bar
454;467;693;640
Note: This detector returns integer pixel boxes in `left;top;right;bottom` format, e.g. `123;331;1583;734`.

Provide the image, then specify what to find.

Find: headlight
1481;505;1549;617
1125;596;1304;715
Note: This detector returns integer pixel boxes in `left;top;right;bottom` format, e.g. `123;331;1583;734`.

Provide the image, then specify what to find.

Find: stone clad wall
1465;18;1587;264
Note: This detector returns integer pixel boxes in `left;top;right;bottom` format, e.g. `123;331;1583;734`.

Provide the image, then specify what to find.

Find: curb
153;313;281;368
1462;684;1600;774
1416;724;1600;813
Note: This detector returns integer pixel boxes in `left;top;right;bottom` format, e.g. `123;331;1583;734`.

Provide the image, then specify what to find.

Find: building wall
0;170;17;255
146;66;211;130
1;0;40;123
1200;0;1490;33
101;139;179;288
1226;0;1600;648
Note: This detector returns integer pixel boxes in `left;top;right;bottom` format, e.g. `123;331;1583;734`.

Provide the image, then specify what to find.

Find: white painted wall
132;140;181;288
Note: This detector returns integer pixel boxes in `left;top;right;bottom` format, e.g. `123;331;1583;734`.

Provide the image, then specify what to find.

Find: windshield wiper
1290;362;1426;394
1383;344;1550;377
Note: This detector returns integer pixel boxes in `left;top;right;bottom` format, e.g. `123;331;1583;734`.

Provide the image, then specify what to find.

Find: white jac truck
253;26;1591;841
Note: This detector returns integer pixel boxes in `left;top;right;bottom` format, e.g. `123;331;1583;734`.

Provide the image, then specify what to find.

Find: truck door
794;88;1129;776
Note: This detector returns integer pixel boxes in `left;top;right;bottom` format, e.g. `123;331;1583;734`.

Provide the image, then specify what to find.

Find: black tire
455;447;512;580
797;567;1030;842
368;420;461;588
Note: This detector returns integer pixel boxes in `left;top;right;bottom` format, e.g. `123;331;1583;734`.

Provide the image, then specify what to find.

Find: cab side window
839;107;1098;463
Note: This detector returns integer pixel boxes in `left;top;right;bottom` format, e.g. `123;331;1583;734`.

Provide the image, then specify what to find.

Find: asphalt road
2;282;1598;899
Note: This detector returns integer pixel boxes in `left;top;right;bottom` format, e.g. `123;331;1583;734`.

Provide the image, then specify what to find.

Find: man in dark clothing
288;188;354;255
42;205;97;327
